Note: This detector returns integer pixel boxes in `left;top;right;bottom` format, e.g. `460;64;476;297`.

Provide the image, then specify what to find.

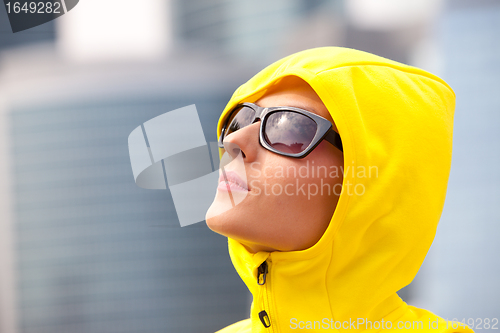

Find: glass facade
8;69;250;332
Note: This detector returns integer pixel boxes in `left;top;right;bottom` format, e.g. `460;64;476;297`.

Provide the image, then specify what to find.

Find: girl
206;47;472;333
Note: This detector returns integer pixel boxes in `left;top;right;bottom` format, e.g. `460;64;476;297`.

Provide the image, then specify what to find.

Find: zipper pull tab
259;310;271;328
257;261;268;285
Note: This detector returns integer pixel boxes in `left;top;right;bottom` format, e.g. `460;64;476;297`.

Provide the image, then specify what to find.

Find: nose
222;121;260;161
223;141;243;159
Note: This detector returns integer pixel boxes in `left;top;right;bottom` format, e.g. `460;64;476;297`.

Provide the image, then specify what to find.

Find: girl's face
206;77;343;253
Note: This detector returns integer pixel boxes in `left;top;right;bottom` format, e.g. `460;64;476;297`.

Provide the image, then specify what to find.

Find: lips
219;170;249;192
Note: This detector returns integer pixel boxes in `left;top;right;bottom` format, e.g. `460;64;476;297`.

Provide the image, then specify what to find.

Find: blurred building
173;0;343;65
0;43;256;333
3;48;258;332
0;1;257;333
410;0;500;327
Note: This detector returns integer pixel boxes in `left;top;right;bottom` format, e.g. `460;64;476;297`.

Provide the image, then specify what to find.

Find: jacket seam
316;63;455;98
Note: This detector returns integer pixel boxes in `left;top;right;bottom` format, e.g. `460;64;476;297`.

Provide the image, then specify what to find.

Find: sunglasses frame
218;102;343;158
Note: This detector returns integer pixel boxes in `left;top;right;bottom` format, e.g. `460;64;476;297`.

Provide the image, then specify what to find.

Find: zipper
257;261;273;330
257;260;268;285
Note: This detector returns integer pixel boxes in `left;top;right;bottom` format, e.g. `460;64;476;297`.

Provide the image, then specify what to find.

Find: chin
206;185;252;230
205;202;254;247
205;210;223;233
205;195;239;236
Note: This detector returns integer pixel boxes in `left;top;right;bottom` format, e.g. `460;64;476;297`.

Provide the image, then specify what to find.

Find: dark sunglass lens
264;111;317;154
225;106;256;138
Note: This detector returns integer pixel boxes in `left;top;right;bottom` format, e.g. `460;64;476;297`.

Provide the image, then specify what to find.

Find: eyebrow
254;102;319;115
292;103;318;114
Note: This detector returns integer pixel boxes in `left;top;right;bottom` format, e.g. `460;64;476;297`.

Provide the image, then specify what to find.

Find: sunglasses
218;102;343;158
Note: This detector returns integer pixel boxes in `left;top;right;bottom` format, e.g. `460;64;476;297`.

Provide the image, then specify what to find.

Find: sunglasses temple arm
218;132;225;148
325;129;343;152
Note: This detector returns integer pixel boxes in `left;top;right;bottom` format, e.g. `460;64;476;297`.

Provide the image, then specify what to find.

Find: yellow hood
215;47;471;333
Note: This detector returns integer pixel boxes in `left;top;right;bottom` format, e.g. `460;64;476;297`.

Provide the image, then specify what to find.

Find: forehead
253;76;335;126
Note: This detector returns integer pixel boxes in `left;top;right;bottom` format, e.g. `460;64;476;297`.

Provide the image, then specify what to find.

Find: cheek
278;154;343;245
254;160;334;229
255;152;342;208
207;147;344;252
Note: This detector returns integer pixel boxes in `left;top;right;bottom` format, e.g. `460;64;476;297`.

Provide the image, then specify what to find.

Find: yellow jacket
215;47;472;333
